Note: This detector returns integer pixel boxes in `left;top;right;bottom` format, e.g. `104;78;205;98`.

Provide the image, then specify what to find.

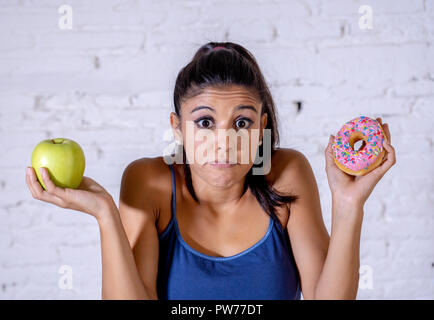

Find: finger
376;117;382;125
380;151;388;165
370;139;396;178
325;135;335;169
27;167;47;200
39;167;68;199
27;167;64;206
27;167;54;200
382;123;391;144
26;167;39;199
325;135;334;153
32;167;69;208
326;135;334;151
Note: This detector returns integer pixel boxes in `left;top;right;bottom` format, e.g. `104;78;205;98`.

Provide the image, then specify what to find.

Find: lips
207;161;237;168
208;161;237;164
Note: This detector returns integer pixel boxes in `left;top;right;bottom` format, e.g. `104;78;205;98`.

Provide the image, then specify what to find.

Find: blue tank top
156;163;301;300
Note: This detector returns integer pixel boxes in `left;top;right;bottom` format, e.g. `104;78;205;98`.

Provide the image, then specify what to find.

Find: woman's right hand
25;166;116;221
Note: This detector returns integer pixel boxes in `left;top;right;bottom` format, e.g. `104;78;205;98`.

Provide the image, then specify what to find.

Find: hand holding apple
25;166;115;220
31;138;86;190
26;138;116;220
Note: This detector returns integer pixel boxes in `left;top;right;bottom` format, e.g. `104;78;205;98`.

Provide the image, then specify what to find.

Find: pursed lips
207;161;238;167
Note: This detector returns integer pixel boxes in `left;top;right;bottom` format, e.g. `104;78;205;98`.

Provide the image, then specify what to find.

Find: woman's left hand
325;117;397;207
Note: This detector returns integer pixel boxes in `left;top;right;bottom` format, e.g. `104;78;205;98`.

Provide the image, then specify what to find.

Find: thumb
325;135;335;168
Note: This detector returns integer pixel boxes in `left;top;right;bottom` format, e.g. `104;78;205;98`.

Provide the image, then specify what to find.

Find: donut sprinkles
332;116;386;175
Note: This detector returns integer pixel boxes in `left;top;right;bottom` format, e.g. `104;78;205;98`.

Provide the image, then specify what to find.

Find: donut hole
349;132;367;152
354;139;366;151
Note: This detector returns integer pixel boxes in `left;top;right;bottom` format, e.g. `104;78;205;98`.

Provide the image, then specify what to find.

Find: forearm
97;203;153;300
313;200;364;299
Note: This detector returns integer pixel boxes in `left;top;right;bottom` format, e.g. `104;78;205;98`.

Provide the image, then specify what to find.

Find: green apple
31;138;85;190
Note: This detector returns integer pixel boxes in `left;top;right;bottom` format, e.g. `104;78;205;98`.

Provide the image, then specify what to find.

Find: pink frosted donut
332;116;387;176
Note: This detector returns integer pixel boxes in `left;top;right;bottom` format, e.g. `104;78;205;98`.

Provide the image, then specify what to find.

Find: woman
25;42;396;300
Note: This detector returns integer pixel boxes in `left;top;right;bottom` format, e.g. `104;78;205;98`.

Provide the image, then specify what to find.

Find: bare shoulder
120;156;173;220
123;156;173;181
267;147;313;192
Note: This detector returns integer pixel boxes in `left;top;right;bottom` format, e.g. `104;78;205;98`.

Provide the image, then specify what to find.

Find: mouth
207;161;238;168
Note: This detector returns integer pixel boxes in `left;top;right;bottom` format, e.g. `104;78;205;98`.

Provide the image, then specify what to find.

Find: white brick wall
0;0;432;299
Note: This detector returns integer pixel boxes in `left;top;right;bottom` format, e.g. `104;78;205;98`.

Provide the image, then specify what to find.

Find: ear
260;112;268;139
170;112;182;141
170;112;179;128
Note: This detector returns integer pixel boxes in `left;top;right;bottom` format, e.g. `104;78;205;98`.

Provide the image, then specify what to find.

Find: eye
194;117;253;129
235;117;253;129
194;117;214;129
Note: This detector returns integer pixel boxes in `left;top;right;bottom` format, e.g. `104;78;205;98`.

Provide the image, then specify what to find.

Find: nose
214;133;239;164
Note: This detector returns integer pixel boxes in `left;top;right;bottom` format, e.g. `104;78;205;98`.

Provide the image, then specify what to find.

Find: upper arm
118;158;161;299
273;149;330;300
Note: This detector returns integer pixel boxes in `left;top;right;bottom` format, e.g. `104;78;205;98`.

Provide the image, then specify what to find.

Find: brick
321;0;424;15
275;17;342;42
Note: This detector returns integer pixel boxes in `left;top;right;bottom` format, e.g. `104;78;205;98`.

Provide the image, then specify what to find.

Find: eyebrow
190;105;258;114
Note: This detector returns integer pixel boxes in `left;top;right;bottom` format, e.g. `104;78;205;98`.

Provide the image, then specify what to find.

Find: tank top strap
168;163;286;235
271;213;286;235
168;163;177;220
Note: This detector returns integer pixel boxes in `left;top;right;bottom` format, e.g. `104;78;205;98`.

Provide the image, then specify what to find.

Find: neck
183;165;249;218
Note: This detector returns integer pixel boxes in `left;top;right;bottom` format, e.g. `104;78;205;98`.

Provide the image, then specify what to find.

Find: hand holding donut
325;117;396;207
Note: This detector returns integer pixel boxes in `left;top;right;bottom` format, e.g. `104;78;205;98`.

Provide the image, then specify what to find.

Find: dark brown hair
172;41;298;225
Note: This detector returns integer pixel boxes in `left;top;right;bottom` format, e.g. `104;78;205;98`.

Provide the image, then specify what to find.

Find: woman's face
170;84;267;187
